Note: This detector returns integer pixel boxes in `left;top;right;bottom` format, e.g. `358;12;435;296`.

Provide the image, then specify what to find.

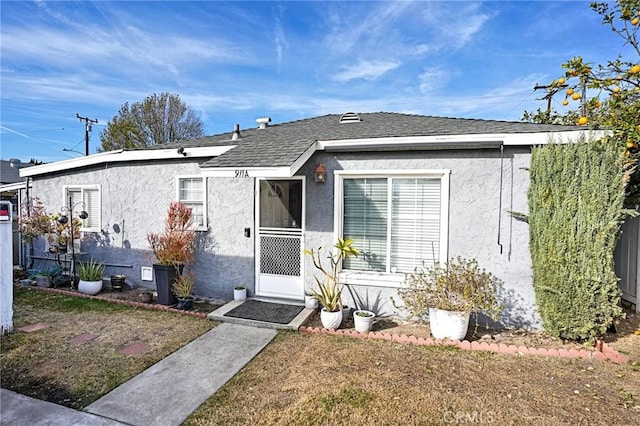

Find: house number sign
234;170;250;178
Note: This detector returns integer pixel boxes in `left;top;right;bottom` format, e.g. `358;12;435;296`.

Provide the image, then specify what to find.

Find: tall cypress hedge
528;137;632;341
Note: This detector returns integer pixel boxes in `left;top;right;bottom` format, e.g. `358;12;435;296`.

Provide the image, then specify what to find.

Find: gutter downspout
497;144;504;254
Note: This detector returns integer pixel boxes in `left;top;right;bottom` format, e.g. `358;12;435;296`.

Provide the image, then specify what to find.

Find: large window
64;185;101;232
338;171;449;275
177;176;207;230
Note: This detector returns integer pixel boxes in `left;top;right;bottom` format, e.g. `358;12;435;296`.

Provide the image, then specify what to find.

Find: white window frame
62;185;101;232
334;169;450;288
176;175;207;231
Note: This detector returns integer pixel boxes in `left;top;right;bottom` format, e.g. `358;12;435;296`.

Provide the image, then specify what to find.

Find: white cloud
418;66;450;94
332;60;401;82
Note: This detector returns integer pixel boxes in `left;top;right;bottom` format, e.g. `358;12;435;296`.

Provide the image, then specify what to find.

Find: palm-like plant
304;238;359;312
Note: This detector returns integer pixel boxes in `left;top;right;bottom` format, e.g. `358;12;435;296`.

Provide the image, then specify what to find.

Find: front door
255;178;305;299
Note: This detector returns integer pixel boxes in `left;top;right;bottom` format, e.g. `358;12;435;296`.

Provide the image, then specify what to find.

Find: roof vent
231;124;241;141
256;117;271;129
339;112;361;124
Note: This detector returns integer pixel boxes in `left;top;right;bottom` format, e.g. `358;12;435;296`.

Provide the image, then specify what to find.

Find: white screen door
255;178;304;299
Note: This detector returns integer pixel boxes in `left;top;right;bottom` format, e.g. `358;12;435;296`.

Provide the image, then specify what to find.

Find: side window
64;185;101;232
177;176;206;230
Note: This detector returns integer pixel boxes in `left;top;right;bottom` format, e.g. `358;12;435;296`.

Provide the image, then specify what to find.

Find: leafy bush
172;272;195;298
528;137;631;341
399;257;502;320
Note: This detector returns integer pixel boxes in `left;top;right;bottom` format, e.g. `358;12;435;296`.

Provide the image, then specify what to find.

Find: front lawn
185;332;640;425
0;285;215;408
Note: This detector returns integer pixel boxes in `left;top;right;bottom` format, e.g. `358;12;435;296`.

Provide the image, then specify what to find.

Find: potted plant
399;257;503;340
304;238;359;330
33;268;56;288
110;274;126;291
18;197;52;243
353;309;376;333
172;273;195;310
138;290;154;304
147;202;197;306
77;259;106;295
304;290;318;309
234;285;247;301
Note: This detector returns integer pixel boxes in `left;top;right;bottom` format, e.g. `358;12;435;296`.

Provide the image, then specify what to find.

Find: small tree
100;92;204;151
528;136;633;341
147;202;197;267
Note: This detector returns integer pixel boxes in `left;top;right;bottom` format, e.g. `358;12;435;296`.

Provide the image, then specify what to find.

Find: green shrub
77;259;105;282
528;136;631;341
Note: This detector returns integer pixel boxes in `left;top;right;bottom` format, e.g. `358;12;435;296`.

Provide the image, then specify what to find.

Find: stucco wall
29;145;539;327
28;160;255;301
298;147;539;328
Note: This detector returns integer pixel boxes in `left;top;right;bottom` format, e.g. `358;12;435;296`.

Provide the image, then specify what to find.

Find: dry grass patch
1;285;215;408
186;332;640;426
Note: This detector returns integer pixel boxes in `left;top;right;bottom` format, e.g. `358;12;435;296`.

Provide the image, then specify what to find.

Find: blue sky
0;1;631;163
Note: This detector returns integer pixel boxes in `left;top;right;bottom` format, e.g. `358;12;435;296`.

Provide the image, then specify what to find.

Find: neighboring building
20;112;601;327
0;159;33;265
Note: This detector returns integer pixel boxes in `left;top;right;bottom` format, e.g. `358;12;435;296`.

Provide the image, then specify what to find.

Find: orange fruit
594;101;602;108
627;141;637;149
557;77;566;85
631;65;640;74
632;17;640;25
562;99;569;106
572;93;581;100
613;86;621;93
566;88;574;96
577;116;588;125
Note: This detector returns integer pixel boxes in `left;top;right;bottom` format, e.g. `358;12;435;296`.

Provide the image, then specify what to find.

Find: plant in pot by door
353;309;376;333
77;259;106;296
399;257;503;341
304;291;318;309
173;273;195;310
234;285;247;301
147;202;197;306
304;238;359;330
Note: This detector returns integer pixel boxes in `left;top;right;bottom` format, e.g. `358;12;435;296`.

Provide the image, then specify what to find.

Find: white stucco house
19;112;609;327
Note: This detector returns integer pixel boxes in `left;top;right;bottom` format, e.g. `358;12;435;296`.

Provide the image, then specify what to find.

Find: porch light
314;164;326;183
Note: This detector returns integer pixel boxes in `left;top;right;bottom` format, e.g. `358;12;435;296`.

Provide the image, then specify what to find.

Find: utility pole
533;83;568;113
76;114;98;156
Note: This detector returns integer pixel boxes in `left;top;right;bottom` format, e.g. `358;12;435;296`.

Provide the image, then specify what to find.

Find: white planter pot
353;310;375;333
234;287;247;301
304;295;318;309
320;309;343;330
78;280;103;296
428;307;470;340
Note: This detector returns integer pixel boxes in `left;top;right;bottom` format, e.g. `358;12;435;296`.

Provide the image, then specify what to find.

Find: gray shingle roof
0;160;31;184
148;112;584;169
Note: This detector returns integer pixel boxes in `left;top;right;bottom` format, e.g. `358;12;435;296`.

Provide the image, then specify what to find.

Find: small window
177;176;207;230
64;185;101;232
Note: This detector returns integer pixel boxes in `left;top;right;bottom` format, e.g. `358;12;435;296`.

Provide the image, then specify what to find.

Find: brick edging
25;286;208;319
298;326;630;364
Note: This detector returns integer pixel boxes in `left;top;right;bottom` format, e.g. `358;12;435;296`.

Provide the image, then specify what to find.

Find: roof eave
20;146;234;178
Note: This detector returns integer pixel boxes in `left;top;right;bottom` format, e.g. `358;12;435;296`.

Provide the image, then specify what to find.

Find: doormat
224;300;304;324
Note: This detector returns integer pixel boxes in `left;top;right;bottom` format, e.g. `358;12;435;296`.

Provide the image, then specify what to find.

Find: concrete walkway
0;388;125;425
1;323;277;426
